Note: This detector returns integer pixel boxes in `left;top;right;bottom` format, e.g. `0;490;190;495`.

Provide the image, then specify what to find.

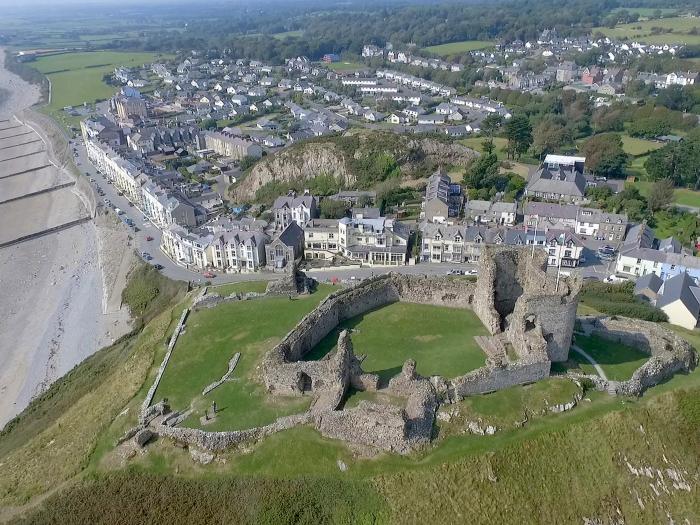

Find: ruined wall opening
524;314;537;332
493;251;525;330
298;372;312;393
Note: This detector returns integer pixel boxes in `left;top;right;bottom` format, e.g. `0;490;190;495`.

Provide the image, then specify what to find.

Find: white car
604;274;628;283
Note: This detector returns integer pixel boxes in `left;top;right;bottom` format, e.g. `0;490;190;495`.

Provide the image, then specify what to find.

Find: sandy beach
0;49;133;429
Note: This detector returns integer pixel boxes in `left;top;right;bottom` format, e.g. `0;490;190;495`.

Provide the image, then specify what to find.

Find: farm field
272;30;304;39
29;51;167;131
423;40;493;56
306;301;489;380
593;16;700;45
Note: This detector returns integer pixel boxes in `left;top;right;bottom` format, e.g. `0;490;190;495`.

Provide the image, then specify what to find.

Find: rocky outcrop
232;131;478;201
234;141;354;200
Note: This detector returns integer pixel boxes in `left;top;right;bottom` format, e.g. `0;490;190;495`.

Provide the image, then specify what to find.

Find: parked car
115;208;124;214
146;236;154;241
203;271;216;278
604;274;628;283
153;264;164;270
466;269;478;275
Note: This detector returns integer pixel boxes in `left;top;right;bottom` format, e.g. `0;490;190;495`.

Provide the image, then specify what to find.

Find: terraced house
339;209;409;266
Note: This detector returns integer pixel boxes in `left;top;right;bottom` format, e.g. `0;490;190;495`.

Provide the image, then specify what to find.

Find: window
308;232;314;238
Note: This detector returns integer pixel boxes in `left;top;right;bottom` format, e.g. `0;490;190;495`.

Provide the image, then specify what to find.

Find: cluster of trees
586;180;700;247
645;129;700;187
462;152;526;202
580;133;627;178
103;0;673;62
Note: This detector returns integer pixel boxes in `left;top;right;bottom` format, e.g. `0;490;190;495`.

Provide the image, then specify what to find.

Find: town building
272;193;319;230
204;130;262;160
423;170;463;223
525;155;587;203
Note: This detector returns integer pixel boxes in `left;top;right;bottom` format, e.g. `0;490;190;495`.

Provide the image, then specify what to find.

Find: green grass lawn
572;334;649;381
621;135;664;156
459;136;508;158
325;61;365;72
211;280;270;296
422;40;493;56
445;378;582;430
306;302;489;381
593;16;700;45
153;285;336;431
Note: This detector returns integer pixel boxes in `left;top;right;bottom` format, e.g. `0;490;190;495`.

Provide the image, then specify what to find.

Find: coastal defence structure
137;245;696;456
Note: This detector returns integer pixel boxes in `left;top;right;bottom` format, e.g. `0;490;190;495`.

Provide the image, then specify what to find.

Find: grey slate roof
657;272;700;321
634;273;663;296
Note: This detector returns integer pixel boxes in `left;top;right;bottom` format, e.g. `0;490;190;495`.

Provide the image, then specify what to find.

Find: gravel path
571;344;608;381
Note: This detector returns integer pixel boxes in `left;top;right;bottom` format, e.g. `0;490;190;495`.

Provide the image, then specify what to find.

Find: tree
532;118;566;159
319;199;348;219
504;114;532;160
200;118;217;130
647;179;675;212
627;117;671;139
580;133;627;179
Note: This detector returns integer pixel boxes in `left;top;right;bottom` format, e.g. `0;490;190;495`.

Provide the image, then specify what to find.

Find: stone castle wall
450;360;551;398
576;316;697;397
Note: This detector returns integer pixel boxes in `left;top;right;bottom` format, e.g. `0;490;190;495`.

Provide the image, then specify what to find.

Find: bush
580;281;668;322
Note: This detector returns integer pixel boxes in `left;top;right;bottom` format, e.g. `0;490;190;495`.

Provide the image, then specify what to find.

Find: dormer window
434;234;441;241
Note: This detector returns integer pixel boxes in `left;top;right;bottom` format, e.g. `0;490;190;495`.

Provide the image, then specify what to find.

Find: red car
203;271;216;278
146;236;154;241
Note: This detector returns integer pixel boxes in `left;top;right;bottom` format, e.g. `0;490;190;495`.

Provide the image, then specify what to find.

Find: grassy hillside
593;16;700;45
2;272;699;523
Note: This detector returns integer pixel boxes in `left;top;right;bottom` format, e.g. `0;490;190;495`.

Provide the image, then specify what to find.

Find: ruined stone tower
473;245;581;362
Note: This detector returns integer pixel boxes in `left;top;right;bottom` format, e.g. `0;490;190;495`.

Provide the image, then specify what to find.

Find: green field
272;30;303;39
306;302;489;380
29;51;167;130
594;16;700;45
212;280;270;296
154;285;337;431
610;7;680;17
573;334;649;381
423;40;493;56
633;180;700;209
325;61;365;71
621;134;664;156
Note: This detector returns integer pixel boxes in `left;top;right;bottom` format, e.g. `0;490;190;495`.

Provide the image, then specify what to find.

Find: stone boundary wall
264;274;477;381
202;352;240;396
139;304;192;423
157;412;313;452
574;316;697;397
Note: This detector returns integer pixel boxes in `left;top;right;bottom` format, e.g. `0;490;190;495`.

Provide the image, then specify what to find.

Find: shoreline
0;48;134;429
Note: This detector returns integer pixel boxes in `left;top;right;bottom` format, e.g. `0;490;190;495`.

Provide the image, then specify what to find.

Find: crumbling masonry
138;246;694;456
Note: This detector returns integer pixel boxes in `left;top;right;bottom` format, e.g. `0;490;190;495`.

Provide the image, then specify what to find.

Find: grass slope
306;302;489;380
593;16;700;45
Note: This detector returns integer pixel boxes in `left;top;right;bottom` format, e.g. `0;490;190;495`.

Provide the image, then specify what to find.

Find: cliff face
232;131;478;201
233;141;354;201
